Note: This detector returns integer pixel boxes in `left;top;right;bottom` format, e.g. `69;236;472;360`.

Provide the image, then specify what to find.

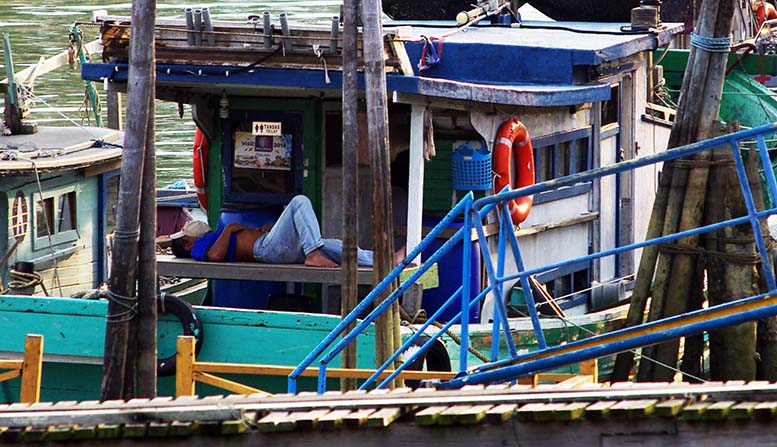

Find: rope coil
690;32;732;53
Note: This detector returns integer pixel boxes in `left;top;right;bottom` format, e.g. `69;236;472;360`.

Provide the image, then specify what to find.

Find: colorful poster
233;131;293;170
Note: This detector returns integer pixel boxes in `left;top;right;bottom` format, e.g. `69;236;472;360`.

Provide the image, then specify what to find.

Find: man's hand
224;223;247;233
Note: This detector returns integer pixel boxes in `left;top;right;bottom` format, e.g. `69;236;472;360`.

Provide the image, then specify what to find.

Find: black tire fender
403;336;451;388
157;293;204;377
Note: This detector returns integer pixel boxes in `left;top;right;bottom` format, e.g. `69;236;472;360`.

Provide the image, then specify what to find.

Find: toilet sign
252;121;282;136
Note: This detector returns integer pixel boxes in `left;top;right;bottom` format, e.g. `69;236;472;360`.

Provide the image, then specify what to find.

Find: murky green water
0;1;340;186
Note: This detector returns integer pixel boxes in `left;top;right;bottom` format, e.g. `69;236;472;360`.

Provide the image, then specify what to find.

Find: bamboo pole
101;0;156;401
362;0;399;384
647;0;736;382
638;0;735;381
136;76;158;398
707;145;759;380
340;0;359;392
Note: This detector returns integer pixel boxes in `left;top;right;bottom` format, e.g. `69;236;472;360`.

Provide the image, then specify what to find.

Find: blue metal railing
291;122;777;393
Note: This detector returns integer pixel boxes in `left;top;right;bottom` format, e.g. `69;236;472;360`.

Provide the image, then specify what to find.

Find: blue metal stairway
290;123;777;393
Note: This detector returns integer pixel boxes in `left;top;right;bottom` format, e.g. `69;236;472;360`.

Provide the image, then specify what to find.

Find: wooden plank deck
1;381;777;445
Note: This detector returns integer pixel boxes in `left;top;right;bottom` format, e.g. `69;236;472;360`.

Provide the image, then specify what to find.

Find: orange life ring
493;119;535;225
193;127;208;209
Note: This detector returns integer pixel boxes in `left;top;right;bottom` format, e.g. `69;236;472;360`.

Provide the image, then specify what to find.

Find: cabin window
33;187;79;249
531;127;593;205
105;175;120;232
36;198;54;238
58;192;76;233
536;261;591;310
601;84;620;127
533;128;592;182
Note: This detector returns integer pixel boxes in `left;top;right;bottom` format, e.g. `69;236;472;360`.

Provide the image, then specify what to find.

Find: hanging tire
403;336;452;389
157;293;204;377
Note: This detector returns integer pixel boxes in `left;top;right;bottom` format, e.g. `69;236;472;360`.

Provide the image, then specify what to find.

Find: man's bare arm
206;223;246;261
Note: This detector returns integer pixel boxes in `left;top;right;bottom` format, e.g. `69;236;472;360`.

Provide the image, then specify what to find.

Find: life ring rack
193;127;208;210
493;119;535;225
157;293;204;377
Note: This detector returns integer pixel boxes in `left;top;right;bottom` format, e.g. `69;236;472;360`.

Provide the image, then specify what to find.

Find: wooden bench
156;255;438;289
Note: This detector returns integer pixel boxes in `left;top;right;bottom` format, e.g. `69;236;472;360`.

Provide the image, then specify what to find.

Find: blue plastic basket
451;144;492;191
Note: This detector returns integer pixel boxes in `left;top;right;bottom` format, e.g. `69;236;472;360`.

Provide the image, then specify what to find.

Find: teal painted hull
0;296;376;402
0;295;627;402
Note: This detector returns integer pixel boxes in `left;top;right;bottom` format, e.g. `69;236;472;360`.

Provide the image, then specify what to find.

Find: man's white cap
170;220;211;240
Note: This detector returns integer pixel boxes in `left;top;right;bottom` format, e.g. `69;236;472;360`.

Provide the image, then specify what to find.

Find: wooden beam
0;40;102;86
20;334;43;404
193;372;272;396
0;369;21;383
192;360;457;381
175;336;195;398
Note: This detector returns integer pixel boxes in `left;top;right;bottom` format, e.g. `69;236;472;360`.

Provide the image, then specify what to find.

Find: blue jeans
252;195;374;266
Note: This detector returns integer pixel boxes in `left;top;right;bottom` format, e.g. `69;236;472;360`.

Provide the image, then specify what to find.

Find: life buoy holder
493;119;535;225
157;293;204;377
193;127;208;210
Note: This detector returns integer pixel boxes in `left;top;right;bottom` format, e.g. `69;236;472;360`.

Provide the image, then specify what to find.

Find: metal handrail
292;122;777;393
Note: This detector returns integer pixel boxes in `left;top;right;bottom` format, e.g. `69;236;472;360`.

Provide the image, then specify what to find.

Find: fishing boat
0;3;696;401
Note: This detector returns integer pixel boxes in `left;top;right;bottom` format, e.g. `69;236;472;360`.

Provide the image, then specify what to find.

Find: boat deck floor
2;381;777;445
0;126;122;173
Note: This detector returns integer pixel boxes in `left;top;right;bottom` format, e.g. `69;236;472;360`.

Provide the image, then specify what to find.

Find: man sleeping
170;195;404;267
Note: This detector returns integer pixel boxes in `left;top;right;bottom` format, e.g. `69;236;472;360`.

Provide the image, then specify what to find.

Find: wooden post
175;336;196;398
19;334;43;404
106;81;123;131
101;0;156;401
340;0;359;392
136;82;158;398
363;0;401;386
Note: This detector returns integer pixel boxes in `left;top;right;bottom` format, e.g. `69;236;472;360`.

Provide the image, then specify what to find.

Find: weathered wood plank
754;402;777;420
257;411;295;432
343;408;376;427
610;399;658;419
437;405;493;425
516;403;549;422
654;399;688;418
486;404;518;423
729;401;758;420
585;401;618;420
156;255;438;288
415;406;448;426
286;408;331;430
45;425;74;441
146;422;171;437
704;401;736;420
316;409;352;430
554;402;589;421
681;402;711;420
122;423;147;438
365;407;403;427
